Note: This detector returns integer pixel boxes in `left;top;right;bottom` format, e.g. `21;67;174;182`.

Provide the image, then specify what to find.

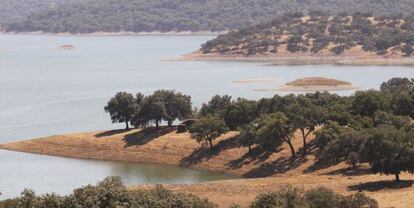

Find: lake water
1;34;414;199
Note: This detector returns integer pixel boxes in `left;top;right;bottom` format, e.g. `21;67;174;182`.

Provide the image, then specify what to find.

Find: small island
58;44;75;50
274;77;357;91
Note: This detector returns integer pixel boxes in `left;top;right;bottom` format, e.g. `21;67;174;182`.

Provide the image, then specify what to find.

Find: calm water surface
1;34;414;199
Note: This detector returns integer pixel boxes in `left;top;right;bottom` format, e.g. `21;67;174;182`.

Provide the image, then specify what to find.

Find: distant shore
1;30;225;36
254;85;358;92
179;51;414;66
1;128;413;207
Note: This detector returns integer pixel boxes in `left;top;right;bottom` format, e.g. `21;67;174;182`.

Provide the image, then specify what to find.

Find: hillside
1;128;414;207
4;0;414;33
196;13;414;62
0;0;80;25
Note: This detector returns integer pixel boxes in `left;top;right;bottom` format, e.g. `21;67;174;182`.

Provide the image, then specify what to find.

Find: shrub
304;187;342;208
250;186;378;208
0;177;216;208
130;185;217;208
250;186;308;208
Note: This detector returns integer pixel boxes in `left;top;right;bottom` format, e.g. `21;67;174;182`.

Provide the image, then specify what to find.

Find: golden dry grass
1;128;413;208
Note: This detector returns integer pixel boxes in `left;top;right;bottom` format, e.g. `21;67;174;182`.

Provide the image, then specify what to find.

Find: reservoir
0;34;413;199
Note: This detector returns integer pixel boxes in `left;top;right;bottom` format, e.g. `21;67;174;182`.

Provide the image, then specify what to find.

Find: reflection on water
0;150;234;199
0;34;413;199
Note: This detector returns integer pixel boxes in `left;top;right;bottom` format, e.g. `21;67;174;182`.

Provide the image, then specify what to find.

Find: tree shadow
95;129;130;138
227;146;278;170
348;180;414;192
304;158;343;174
242;156;308;178
323;166;372;176
123;126;176;147
180;135;241;166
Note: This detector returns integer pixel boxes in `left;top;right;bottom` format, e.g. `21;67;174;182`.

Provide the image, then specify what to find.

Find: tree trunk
209;139;214;150
248;144;252;153
301;129;307;156
125;121;129;130
395;173;400;182
285;138;296;159
168;120;172;127
156;120;159;129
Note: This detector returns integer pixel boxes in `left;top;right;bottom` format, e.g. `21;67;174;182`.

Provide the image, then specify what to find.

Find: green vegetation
189;114;228;150
3;0;414;33
104;90;192;130
201;12;414;57
0;0;81;25
0;178;379;208
104;92;139;130
251;186;378;208
0;177;216;208
106;78;414;182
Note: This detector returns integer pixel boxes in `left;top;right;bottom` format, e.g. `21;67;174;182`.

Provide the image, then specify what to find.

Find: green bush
250;186;378;208
0;177;216;208
250;186;308;208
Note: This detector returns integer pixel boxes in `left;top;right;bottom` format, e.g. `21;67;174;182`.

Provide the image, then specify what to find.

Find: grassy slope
1;127;413;207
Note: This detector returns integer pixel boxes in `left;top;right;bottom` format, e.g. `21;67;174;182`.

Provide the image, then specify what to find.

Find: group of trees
0;0;81;25
186;78;414;182
105;78;414;182
104;90;192;130
201;11;414;57
4;0;414;33
0;177;378;208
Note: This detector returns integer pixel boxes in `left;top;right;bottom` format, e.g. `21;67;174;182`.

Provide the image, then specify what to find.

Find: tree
351;90;389;118
320;128;368;168
255;113;297;158
137;96;166;129
391;89;414;117
314;122;343;152
361;126;414;182
199;95;232;117
284;96;324;155
380;77;413;94
239;122;258;153
224;98;257;130
372;111;411;129
131;90;192;129
152;90;192;126
189;115;228;150
104;92;138;130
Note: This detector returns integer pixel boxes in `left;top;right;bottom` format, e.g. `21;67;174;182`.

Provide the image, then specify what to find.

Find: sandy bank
179;51;414;66
1;128;413;207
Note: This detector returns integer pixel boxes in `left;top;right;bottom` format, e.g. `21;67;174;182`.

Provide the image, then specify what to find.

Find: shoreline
1;128;414;207
178;51;414;66
0;31;225;37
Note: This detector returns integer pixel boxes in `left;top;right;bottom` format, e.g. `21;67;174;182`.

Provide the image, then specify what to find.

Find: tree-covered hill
0;0;80;25
200;12;414;57
4;0;414;33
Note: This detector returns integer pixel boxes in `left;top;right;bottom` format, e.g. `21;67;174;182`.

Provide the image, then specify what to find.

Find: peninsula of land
181;13;414;65
1;128;413;208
